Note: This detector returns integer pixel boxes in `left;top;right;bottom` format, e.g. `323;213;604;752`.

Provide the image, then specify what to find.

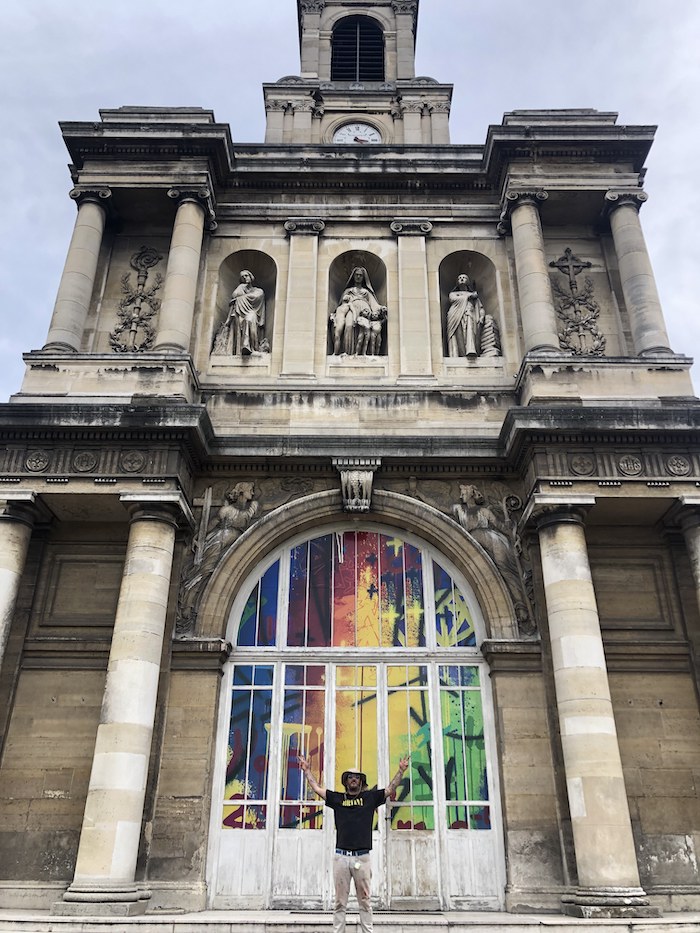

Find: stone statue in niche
452;484;536;636
212;270;269;358
445;274;501;358
330;267;387;356
176;482;259;636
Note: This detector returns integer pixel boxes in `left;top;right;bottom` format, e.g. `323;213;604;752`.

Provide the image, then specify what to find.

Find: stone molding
167;186;217;231
299;0;325;12
392;0;418;13
284;217;326;235
390;218;433;236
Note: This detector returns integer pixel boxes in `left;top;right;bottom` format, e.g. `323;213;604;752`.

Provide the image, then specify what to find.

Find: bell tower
263;0;452;144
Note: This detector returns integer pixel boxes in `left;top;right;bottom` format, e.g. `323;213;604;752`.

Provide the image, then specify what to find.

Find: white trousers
333;852;373;933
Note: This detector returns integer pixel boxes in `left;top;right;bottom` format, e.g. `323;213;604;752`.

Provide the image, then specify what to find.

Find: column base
561;886;661;919
52;882;151;917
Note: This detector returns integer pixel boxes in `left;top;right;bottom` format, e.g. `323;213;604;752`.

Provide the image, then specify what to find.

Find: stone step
1;912;700;933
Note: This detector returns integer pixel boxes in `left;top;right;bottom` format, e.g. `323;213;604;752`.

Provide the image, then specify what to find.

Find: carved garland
109;247;163;353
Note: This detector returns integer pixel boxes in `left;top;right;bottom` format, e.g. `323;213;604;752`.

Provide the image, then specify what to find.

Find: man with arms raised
298;754;409;933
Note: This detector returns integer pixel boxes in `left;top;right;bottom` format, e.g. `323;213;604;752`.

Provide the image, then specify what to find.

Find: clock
332;122;382;145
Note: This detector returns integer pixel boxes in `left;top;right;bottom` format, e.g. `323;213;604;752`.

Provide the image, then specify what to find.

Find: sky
1;0;699;402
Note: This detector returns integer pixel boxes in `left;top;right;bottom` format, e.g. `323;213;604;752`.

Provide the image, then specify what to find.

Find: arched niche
212;250;277;357
438;252;501;360
327;251;389;357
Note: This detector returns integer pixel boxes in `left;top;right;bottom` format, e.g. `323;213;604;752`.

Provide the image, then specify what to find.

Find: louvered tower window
331;16;385;82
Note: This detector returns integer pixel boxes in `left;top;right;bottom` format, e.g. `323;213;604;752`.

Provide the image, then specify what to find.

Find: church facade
1;0;700;922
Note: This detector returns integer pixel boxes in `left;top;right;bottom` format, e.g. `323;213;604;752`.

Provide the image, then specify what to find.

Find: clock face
332;122;382;145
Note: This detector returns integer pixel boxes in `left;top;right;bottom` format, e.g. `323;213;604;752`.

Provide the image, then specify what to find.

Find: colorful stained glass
440;664;489;830
332;532;357;646
279;664;326;830
224;664;273;830
335;666;379;789
433;560;476;647
236;561;279;647
387;665;433;830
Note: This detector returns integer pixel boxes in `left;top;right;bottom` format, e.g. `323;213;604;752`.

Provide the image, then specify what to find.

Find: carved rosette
390;218;433;236
333;458;381;513
497;189;548;236
167;186;217;231
284;218;326;236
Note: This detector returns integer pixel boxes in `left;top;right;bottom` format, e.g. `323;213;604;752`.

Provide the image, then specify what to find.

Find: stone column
264;101;286;143
391;219;434;379
429;102;451;145
153;188;214;353
56;495;188;916
402;102;424;144
605;191;671;356
534;500;654;918
280;218;325;378
0;493;36;674
393;1;417;80
500;190;560;353
43;188;111;353
299;0;323;76
292;100;314;144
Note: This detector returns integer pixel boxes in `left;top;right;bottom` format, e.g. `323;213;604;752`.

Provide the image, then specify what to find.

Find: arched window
209;528;505;911
331;15;385;82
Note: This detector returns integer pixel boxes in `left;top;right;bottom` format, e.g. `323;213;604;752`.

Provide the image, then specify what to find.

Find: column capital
390;218;433;236
299;0;324;12
284;217;326;235
497;189;548;234
167;186;217;231
673;496;700;533
392;1;418;14
0;490;38;527
603;188;648;217
520;493;596;532
69;186;112;209
119;491;194;530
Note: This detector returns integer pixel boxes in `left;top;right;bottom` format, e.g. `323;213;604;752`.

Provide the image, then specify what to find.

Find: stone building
1;0;700;925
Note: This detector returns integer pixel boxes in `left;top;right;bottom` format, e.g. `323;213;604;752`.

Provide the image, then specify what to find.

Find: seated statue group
329;266;387;356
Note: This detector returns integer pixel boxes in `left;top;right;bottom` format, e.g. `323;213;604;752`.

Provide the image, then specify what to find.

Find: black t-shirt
325;788;386;851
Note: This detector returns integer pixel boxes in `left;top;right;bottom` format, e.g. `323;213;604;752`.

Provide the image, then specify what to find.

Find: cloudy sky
1;0;699;401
